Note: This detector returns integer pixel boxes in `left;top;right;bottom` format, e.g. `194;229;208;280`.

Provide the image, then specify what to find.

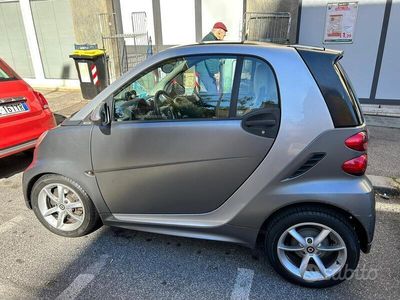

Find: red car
0;58;56;159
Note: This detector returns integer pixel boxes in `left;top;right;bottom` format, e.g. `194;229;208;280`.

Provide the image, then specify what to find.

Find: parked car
22;43;374;288
0;58;56;159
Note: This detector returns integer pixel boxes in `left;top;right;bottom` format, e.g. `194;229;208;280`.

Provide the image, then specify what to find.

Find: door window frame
110;53;280;124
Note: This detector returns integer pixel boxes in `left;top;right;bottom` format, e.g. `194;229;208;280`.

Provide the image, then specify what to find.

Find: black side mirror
90;102;111;126
161;63;174;73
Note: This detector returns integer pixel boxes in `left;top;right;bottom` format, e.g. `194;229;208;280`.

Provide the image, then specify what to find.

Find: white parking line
56;255;109;300
230;268;255;300
0;215;25;234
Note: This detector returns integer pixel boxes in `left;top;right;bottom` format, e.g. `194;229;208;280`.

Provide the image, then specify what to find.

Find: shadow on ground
0;152;32;179
31;196;400;299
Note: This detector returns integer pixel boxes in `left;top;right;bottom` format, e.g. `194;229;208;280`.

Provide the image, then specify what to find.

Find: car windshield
0;61;19;81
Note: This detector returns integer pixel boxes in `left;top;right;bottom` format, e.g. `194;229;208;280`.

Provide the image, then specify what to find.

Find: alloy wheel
37;183;85;231
277;222;347;282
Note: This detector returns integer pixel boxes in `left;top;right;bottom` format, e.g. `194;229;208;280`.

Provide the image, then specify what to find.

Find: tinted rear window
296;48;362;127
335;62;364;124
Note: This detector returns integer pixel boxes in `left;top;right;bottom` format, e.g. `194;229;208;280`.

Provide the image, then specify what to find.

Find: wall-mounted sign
323;2;358;43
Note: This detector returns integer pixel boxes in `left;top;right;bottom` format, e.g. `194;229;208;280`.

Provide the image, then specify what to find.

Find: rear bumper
0;139;37;159
0;109;55;158
359;203;375;253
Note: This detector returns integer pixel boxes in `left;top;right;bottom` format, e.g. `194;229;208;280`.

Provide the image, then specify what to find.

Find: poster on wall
323;2;358;43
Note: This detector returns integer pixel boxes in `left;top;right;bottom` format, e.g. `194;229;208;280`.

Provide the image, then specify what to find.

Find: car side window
113;55;237;121
237;57;279;116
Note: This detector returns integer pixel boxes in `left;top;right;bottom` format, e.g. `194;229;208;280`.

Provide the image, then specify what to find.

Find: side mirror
90;102;111;126
161;63;174;73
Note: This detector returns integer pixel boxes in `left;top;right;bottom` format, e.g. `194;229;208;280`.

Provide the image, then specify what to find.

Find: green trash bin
70;48;107;99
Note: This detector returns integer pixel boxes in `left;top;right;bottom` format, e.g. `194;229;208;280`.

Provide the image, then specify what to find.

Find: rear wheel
265;207;360;288
23;148;34;156
31;174;101;237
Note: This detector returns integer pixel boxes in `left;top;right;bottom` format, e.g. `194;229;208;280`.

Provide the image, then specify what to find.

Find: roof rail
290;44;326;51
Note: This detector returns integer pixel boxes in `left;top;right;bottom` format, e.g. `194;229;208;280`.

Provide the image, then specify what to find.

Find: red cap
213;22;228;32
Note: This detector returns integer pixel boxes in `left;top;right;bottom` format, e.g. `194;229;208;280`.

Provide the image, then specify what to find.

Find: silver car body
23;43;375;251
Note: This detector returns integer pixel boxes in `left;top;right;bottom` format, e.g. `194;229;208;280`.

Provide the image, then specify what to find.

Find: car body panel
23;125;111;214
103;125;375;249
92;120;274;214
22;42;375;251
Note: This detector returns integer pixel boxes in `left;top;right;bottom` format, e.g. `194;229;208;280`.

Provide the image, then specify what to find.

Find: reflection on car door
91;55;280;214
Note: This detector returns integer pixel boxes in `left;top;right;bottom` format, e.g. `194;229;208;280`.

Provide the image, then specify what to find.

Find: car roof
170;40;288;50
163;41;342;58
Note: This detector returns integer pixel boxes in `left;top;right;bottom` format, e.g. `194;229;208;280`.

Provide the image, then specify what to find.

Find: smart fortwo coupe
23;42;375;288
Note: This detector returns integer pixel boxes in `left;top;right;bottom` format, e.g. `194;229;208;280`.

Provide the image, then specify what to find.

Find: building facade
299;0;399;104
0;0;398;104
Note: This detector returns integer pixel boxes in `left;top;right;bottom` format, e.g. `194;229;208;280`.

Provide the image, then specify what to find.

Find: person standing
201;22;228;42
197;22;228;95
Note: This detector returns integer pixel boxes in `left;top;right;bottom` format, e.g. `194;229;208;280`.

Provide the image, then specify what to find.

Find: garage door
0;1;34;78
30;0;77;79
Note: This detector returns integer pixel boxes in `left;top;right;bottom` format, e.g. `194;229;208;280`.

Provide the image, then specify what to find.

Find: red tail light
33;91;49;109
345;131;368;151
342;154;368;176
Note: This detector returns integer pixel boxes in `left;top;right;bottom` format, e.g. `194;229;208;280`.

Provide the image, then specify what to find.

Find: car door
91;54;280;214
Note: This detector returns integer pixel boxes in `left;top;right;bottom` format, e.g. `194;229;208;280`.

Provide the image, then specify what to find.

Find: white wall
160;0;196;45
119;0;244;44
376;0;400;100
202;0;243;41
299;0;386;99
119;0;155;45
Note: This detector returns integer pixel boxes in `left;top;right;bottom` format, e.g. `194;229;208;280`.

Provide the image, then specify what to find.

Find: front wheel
265;207;360;288
31;174;101;237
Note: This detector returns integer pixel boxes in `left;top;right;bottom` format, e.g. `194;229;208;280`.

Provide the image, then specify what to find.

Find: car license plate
0;102;29;116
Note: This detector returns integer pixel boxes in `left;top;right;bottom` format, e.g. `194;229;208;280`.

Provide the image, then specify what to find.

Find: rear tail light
342;154;368;176
33;91;49;109
345;131;368;151
342;132;368;175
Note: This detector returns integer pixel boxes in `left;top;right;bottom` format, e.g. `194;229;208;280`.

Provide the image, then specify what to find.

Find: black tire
265;206;360;288
23;148;34;156
31;174;101;237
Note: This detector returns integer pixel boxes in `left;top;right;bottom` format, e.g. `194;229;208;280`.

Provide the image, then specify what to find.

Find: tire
265;206;360;288
23;148;34;156
31;174;101;237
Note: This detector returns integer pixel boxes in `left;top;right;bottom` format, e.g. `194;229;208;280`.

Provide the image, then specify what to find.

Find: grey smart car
23;42;375;288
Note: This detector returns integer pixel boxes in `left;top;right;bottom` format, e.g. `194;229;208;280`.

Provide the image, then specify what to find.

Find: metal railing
98;12;153;83
127;12;152;71
98;12;122;83
243;12;291;44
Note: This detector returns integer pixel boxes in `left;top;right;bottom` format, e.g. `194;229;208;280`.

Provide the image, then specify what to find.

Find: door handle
244;119;276;127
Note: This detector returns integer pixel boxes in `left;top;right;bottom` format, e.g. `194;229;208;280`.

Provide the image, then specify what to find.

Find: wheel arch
24;172;110;217
255;202;370;253
25;172;57;209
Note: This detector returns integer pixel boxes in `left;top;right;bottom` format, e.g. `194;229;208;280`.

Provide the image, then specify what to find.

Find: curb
364;115;400;129
367;175;400;197
361;104;400;118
